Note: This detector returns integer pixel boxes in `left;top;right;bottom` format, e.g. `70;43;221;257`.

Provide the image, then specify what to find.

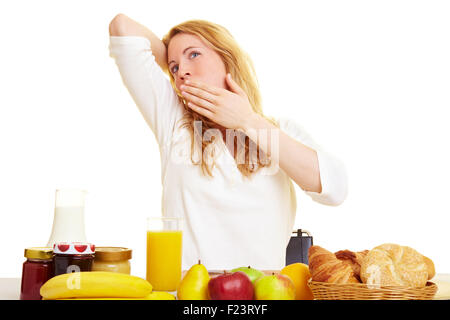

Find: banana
40;271;152;299
43;291;176;300
46;291;176;300
145;291;176;300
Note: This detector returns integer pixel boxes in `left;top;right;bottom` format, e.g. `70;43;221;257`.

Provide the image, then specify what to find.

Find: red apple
208;271;254;300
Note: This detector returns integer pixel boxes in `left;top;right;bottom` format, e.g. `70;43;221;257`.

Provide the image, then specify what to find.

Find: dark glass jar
53;242;95;276
20;248;54;300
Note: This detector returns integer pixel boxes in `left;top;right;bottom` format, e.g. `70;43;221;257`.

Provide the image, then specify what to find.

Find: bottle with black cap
285;229;313;266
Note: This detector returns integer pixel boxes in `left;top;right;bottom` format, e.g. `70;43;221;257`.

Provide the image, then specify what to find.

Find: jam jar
92;247;132;274
20;247;54;300
53;242;95;276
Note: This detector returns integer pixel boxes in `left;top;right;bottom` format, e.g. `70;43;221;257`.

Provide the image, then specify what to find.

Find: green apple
254;274;296;300
230;266;265;283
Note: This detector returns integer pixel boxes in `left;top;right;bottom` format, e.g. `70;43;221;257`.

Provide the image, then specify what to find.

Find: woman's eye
170;51;200;73
190;51;200;58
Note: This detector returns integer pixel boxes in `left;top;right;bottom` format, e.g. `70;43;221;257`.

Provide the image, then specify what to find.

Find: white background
1;0;449;278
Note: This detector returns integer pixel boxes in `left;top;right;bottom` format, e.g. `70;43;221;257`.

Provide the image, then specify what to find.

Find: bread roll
423;256;435;280
360;243;433;287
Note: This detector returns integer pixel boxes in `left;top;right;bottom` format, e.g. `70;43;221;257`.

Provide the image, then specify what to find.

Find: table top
3;274;450;300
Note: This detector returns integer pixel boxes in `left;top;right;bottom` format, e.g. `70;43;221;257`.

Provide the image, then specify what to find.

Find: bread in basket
307;244;437;300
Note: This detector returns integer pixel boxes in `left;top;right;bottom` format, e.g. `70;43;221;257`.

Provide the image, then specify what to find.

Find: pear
177;260;210;300
231;266;265;283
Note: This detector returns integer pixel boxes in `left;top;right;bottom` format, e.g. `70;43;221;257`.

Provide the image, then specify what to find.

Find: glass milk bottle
47;189;88;247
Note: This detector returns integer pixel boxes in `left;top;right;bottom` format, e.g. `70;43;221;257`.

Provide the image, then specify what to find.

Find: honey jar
91;247;132;274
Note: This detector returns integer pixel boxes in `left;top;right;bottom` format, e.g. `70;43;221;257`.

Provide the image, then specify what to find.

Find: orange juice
146;230;182;291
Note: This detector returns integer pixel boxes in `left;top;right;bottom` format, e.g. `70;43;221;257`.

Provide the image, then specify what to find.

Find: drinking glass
146;217;183;291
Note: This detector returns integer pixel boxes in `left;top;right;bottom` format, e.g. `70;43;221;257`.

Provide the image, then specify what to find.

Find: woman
108;14;348;270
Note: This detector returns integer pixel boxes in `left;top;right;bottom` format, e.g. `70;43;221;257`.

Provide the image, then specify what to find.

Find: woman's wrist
240;113;275;140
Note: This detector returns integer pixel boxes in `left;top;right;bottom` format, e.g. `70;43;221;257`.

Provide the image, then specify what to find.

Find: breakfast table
1;274;450;300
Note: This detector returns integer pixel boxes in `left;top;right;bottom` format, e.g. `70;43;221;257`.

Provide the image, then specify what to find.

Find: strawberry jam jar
20;247;54;300
53;242;95;276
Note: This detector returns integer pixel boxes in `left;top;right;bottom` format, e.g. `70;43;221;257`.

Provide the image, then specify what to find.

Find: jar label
54;242;95;255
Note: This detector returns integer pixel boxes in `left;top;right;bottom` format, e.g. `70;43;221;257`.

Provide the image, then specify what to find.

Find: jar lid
53;242;95;255
24;247;53;260
94;247;132;262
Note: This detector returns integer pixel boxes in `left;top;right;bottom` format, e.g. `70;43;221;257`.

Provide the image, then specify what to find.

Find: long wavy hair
162;20;278;178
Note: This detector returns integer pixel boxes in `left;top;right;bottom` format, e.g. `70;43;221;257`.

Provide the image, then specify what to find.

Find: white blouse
109;36;348;270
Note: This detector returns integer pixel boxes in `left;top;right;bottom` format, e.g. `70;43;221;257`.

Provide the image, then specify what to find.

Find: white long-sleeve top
109;36;348;270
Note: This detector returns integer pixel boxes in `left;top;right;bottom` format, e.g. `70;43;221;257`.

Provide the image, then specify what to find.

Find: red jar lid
53;242;95;255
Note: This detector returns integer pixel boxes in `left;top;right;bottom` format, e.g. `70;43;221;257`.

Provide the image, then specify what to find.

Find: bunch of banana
40;271;175;300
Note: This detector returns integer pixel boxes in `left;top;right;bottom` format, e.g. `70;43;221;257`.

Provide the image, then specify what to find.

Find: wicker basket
308;280;437;300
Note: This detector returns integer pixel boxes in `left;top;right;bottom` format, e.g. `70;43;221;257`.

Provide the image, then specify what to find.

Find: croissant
334;249;369;282
308;246;360;284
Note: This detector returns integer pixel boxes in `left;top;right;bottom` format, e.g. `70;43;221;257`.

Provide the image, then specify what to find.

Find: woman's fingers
181;90;216;111
186;101;215;120
183;80;222;95
181;85;217;104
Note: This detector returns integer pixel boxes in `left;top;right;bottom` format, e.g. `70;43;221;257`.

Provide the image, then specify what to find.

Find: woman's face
167;33;228;92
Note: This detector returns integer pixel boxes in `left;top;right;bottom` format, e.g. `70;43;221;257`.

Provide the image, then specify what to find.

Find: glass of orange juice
146;217;182;291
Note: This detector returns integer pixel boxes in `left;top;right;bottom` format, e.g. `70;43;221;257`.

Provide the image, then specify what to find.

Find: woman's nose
180;72;191;81
178;64;191;80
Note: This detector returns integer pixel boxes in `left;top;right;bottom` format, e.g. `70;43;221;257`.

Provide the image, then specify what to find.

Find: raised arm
109;13;168;72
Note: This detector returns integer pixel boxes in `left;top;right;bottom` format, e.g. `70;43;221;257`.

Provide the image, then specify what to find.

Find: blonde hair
162;20;278;178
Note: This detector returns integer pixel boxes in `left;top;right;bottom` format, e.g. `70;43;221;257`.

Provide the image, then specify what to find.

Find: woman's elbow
327;182;348;206
309;182;348;207
308;160;349;206
324;165;348;206
109;13;128;36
